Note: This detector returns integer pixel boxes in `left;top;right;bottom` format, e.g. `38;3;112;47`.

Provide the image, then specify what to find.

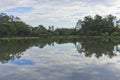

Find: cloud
0;0;120;28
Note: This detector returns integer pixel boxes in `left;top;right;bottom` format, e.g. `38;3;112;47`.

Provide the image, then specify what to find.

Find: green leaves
0;13;32;37
79;14;119;36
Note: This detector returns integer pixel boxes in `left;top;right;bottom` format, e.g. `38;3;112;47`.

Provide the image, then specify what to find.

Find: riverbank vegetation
0;13;120;38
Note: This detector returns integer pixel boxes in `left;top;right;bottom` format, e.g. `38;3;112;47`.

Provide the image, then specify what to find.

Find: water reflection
113;45;120;56
75;40;114;58
0;38;120;63
1;38;120;80
0;39;55;63
55;38;120;58
9;59;35;65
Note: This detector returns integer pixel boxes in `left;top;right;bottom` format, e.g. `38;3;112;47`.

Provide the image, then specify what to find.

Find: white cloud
0;0;120;28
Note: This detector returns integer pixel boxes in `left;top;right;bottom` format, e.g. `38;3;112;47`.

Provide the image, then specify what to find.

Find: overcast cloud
0;0;120;28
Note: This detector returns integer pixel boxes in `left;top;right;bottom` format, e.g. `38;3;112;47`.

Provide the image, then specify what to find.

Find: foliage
0;13;32;37
79;14;120;36
111;32;120;36
55;28;75;36
0;13;120;38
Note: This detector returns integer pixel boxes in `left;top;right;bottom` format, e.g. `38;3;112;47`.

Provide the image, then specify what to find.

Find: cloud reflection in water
0;38;120;80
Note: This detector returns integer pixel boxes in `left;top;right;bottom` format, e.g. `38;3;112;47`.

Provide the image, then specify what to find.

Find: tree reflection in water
74;38;120;58
0;39;54;63
0;38;120;63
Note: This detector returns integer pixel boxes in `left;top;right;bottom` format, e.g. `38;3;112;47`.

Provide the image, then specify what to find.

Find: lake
0;38;120;80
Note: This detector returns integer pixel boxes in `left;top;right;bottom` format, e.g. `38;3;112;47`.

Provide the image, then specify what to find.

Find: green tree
79;14;118;36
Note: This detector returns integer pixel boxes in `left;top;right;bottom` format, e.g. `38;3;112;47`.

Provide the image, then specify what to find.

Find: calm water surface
0;38;120;80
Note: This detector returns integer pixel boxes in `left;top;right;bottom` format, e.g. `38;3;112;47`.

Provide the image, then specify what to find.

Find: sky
1;0;120;28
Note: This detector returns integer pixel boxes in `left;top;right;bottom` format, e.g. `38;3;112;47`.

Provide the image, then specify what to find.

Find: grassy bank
50;35;81;39
0;35;120;40
53;36;120;38
0;37;40;40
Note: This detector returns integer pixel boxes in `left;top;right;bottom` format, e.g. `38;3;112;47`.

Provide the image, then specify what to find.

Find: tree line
55;14;120;37
0;13;120;37
79;14;120;36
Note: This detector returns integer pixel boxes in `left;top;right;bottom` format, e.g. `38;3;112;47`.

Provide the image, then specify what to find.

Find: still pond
0;38;120;80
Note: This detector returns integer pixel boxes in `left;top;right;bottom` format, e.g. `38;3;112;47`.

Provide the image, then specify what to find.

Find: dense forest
0;13;120;37
78;15;120;36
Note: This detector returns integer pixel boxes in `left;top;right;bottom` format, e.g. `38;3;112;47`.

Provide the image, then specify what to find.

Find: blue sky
0;0;120;28
5;7;33;13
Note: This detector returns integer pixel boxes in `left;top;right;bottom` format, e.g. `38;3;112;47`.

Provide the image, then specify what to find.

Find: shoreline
0;36;120;40
0;37;40;40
